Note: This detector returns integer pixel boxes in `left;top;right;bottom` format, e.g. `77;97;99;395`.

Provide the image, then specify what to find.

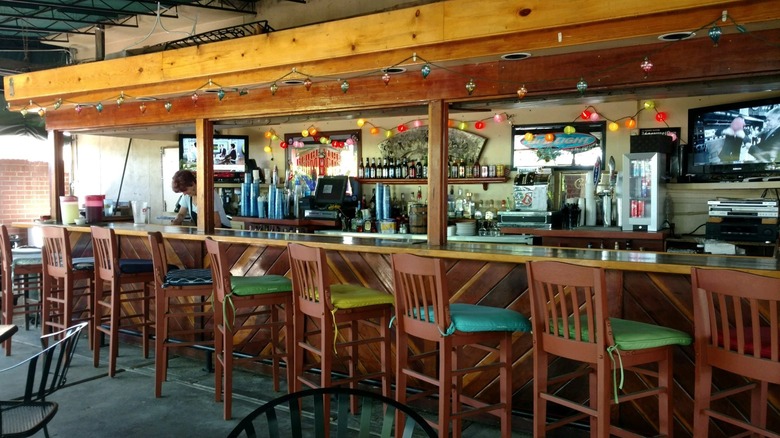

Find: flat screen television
178;134;249;176
686;96;780;181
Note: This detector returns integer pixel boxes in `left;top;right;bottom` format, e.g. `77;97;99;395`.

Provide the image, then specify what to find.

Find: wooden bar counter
17;222;780;437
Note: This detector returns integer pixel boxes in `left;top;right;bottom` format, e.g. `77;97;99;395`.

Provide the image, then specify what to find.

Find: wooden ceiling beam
5;0;776;108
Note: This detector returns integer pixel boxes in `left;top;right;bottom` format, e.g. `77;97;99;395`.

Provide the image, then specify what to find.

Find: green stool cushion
609;318;692;350
330;284;394;309
230;275;292;296
557;317;692;349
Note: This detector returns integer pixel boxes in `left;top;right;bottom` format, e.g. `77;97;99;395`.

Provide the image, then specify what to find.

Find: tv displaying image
687;96;780;180
178;134;249;173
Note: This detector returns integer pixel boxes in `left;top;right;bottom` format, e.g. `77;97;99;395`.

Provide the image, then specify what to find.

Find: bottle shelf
355;177;508;191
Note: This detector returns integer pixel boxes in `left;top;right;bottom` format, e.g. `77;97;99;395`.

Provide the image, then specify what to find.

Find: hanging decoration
13;11;760;121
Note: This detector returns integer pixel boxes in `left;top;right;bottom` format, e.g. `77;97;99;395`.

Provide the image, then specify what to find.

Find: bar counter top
15;222;780;277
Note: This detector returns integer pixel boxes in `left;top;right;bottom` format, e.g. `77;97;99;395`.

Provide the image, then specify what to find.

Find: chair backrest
691;268;780;384
147;231;170;289
286;243;334;315
90;226;118;283
390;252;451;338
226;386;437;438
0;225;12;295
41;226;73;279
204;237;230;303
0;321;87;402
526;261;611;360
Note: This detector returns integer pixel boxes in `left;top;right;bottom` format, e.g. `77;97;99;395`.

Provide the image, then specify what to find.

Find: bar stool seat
391;253;530;438
526;260;692;438
148;231;214;398
1;225;43;355
91;226;155;377
40;226;94;347
206;237;294;420
287;242;393;417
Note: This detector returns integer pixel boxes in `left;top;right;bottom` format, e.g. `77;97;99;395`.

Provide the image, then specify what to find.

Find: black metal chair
226;387;437;438
0;321;87;438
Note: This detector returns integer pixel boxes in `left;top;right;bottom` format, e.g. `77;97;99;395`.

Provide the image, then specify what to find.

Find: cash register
303;175;356;219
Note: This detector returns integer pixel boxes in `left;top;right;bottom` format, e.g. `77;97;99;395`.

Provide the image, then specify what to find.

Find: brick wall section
0;160;51;245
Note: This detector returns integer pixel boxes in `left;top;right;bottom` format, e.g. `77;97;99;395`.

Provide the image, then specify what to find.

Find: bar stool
91;226;155;377
691;268;780;438
40;226;94;347
286;243;394;414
147;231;214;398
1;224;42;355
391;253;530;438
205;237;294;420
526;261;692;438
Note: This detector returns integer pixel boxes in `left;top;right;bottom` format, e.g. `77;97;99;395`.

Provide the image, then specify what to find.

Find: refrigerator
622;152;666;232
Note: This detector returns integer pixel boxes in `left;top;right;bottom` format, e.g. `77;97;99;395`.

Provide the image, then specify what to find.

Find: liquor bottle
370;158;377;179
388;157;395;179
450;157;458;179
395;158;402;179
358;159;364;179
423;158;428;179
447;186;455;218
401;157;408;179
364;158;371;179
455;188;465;218
458;159;466;178
369;188;376;213
408;160;416;179
463;191;473;218
473;160;480;179
382;157;389;179
466;160;473;178
415;159;423;179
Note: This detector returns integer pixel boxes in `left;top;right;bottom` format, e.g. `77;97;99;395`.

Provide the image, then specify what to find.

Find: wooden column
48;130;66;222
195;119;214;233
428;100;448;246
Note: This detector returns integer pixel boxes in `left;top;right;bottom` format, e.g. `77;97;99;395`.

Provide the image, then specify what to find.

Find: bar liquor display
622;152;666;232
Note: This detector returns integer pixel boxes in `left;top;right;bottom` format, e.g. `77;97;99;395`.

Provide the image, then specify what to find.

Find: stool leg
155;289;167;398
500;334;512;438
270;304;280;392
293;310;305;394
693;358;712;438
658;348;672;437
283;300;294;393
223;306;234;420
533;348;549;437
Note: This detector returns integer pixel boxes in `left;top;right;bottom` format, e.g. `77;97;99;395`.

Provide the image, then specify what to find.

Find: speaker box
630;134;674;154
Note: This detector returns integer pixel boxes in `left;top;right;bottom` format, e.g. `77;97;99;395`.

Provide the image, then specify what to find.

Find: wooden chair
1;224;42;356
691;268;780;438
525;260;692;438
205;237;294;420
391;252;530;438
226;386;438;438
0;321;87;438
90;226;155;377
147;231;214;397
40;226;94;348
286;243;393;415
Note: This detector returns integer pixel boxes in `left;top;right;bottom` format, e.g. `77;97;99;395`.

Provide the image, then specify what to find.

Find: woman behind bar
171;170;231;228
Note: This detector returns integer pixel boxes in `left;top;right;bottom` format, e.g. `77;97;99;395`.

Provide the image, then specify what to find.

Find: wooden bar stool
286;243;393;415
40;226;94;347
205;237;294;420
91;226;155;377
391;253;530;438
526;261;692;438
147;231;214;398
1;224;42;356
691;268;780;438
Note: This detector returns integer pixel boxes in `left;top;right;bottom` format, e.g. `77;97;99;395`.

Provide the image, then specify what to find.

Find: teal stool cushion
416;303;531;335
230;275;292;296
330;284;394;309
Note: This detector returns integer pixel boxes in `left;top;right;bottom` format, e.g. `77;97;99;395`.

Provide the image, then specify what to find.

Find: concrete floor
0;316;542;437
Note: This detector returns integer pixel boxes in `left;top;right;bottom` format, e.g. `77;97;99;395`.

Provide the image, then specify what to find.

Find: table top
0;324;18;344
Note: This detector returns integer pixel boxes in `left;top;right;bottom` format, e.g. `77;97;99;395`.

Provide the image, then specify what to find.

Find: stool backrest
287;243;334;314
147;231;170;288
390;253;451;338
204;237;229;303
0;225;12;292
526;261;611;359
41;226;73;278
691;267;780;383
90;226;118;283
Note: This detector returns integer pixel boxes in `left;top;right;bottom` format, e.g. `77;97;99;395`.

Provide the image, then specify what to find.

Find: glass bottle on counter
455;188;465;218
370;158;377;178
416;160;423;179
447;186;455;218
